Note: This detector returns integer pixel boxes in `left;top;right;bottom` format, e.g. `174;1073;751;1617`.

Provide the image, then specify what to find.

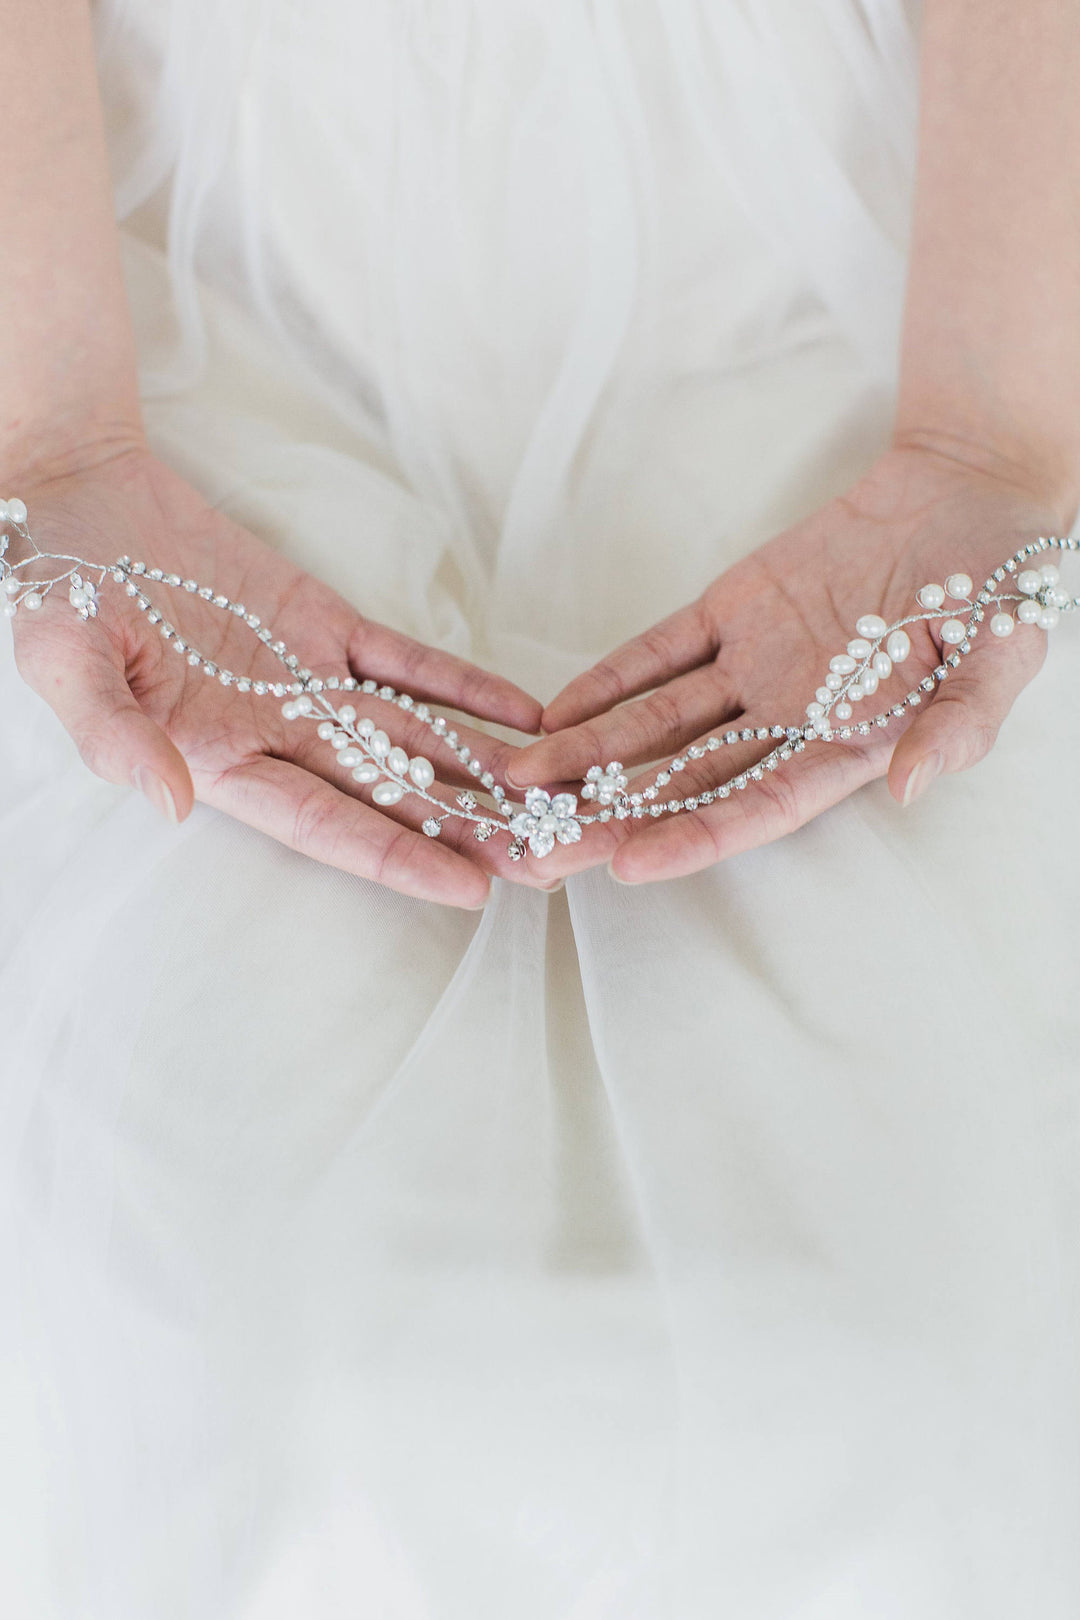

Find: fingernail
607;863;635;886
902;751;943;808
539;877;565;893
132;764;179;826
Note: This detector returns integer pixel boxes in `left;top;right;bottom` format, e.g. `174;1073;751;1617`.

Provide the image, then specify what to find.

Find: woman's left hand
508;445;1070;884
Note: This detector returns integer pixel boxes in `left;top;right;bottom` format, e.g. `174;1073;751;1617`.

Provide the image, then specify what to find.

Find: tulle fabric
3;3;1080;1615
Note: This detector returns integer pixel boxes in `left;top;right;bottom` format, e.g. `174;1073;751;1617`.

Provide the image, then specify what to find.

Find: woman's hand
509;446;1071;884
9;445;547;909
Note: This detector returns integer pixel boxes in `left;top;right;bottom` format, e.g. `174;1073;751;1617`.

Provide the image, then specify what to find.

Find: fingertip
130;738;194;826
609;838;659;885
504;749;540;788
506;733;591;788
505;692;545;735
540;693;589;734
897;750;944;808
166;743;196;820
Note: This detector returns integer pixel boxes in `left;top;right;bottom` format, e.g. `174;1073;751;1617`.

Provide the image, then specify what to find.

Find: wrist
891;420;1080;533
0;417;148;496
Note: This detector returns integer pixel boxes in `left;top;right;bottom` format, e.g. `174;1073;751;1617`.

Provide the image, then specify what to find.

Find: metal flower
581;761;628;805
509;788;582;858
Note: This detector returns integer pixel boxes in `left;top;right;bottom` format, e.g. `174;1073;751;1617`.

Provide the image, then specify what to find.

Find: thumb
20;632;195;823
887;624;1045;807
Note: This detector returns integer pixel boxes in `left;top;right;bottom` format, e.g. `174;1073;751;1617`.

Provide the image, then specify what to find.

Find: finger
611;733;881;884
508;664;741;788
351;622;543;734
208;755;491;908
539;600;719;731
887;617;1047;806
15;624;194;823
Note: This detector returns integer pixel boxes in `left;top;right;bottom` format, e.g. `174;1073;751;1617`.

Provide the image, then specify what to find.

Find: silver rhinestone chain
1;499;1076;861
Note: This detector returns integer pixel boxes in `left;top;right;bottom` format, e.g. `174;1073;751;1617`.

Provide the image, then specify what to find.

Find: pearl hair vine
2;496;1077;860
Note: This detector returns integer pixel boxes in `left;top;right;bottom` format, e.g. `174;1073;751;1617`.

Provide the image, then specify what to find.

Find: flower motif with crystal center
509;788;583;858
581;761;628;805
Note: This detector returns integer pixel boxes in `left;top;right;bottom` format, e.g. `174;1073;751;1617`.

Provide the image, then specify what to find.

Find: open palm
510;447;1060;882
10;447;548;908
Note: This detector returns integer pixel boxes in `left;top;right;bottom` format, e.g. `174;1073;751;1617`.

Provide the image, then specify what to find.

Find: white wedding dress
3;3;1080;1615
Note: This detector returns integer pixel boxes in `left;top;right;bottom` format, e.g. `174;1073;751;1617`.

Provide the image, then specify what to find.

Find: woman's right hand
8;444;547;909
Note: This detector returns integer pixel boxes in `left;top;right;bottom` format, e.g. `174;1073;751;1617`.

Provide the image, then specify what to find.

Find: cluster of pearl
800;550;1076;744
2;497;1077;861
290;690;511;844
1010;562;1071;629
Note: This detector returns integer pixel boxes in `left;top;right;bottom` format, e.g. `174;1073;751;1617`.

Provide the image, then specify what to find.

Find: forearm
0;0;143;481
896;0;1080;519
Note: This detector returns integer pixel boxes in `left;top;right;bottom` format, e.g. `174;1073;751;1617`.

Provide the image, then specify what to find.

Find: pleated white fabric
3;2;1080;1614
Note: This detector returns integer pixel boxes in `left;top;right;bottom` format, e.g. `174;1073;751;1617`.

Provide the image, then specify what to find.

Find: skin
512;0;1080;881
10;449;553;909
509;447;1065;884
4;1;1080;901
0;0;550;910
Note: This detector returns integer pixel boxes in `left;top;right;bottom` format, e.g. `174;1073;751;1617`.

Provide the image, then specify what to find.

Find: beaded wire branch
1;496;1076;859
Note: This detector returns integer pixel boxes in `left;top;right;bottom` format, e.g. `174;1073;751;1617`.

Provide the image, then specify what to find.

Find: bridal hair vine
2;496;1077;859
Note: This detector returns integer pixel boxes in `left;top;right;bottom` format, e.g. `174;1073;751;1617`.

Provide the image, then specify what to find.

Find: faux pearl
1017;570;1043;596
1040;563;1060;585
1016;599;1041;624
7;498;26;523
317;721;336;740
806;701;825;719
825;672;845;691
538;814;559;834
886;629;911;663
1038;606;1060;630
3;577;20;598
829;654;857;675
338;705;357;723
848;684;864;702
1050;588;1070;608
917;584;945;610
338;748;362;768
386;746;410;775
990;612;1015;637
847;638;872;659
69;587;88;609
372;781;405;806
855;614;887;639
0;500;8;522
369;730;391;757
945;573;973;599
408;756;435;789
357;717;375;738
281;700;300;720
834;701;853;720
940;619;966;645
815;686;832;705
872;651;892;679
352;763;380;784
860;669;879;696
23;591;42;610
